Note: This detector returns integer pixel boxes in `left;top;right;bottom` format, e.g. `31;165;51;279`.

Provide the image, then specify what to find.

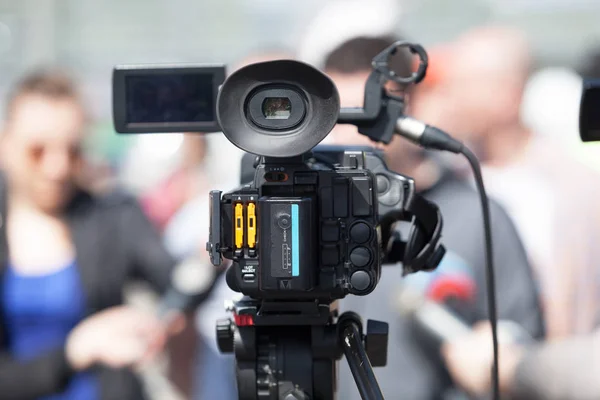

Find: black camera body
112;43;444;306
213;155;380;301
209;147;415;302
580;79;600;142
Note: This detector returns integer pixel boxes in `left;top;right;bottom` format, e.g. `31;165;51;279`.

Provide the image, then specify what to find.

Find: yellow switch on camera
235;203;244;249
247;202;256;248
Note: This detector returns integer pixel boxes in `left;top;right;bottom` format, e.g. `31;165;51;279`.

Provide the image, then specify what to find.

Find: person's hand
441;321;525;397
66;305;168;371
161;310;188;336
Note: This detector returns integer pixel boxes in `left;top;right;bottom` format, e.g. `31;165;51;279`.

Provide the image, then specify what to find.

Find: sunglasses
25;143;84;166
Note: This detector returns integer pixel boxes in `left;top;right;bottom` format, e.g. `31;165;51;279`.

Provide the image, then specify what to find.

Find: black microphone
395;250;477;343
396;286;471;344
158;257;216;323
395;286;533;346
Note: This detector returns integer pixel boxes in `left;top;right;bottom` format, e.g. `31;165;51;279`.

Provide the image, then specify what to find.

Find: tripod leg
338;316;385;400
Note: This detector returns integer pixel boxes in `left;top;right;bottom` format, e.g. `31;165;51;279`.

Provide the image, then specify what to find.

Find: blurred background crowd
1;0;600;399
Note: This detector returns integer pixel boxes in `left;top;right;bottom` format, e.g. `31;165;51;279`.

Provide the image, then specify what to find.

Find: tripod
216;297;389;400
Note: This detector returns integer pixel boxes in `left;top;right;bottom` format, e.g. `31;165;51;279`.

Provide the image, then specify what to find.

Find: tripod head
216;298;387;400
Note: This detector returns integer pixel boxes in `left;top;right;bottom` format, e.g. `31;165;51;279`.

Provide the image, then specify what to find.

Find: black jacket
0;174;177;400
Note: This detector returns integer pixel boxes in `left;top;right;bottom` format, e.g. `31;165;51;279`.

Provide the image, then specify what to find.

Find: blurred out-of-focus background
1;1;600;400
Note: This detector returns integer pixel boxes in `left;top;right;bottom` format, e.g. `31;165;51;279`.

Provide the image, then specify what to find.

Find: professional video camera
113;42;447;400
580;79;600;142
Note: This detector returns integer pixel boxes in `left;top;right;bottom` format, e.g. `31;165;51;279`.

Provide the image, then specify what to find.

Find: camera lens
246;86;306;132
262;97;291;120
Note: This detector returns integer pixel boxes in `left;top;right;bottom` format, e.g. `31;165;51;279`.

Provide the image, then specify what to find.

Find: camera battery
259;197;315;292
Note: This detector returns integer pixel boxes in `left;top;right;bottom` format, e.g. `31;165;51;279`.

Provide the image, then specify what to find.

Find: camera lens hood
217;60;340;157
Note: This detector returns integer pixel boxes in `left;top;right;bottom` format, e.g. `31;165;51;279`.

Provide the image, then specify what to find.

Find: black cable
460;146;500;400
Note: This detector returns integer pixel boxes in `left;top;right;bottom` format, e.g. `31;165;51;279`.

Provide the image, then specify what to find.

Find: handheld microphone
396;286;533;346
158;257;216;323
396;286;471;344
396;252;476;342
396;251;533;347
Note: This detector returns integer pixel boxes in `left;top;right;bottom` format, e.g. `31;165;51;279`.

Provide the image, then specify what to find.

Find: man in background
439;31;600;400
322;35;545;400
413;25;600;338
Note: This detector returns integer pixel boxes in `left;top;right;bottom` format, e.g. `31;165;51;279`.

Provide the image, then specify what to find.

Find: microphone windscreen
401;251;476;304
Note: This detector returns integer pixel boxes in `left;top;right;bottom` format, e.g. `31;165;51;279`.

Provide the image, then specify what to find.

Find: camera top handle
372;41;428;85
337;41;428;144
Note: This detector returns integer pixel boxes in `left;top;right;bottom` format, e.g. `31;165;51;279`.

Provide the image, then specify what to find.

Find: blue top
2;261;99;400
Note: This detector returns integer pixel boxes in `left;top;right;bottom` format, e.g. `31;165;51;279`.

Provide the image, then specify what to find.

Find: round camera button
350;222;371;244
350;270;371;291
350;247;371;267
